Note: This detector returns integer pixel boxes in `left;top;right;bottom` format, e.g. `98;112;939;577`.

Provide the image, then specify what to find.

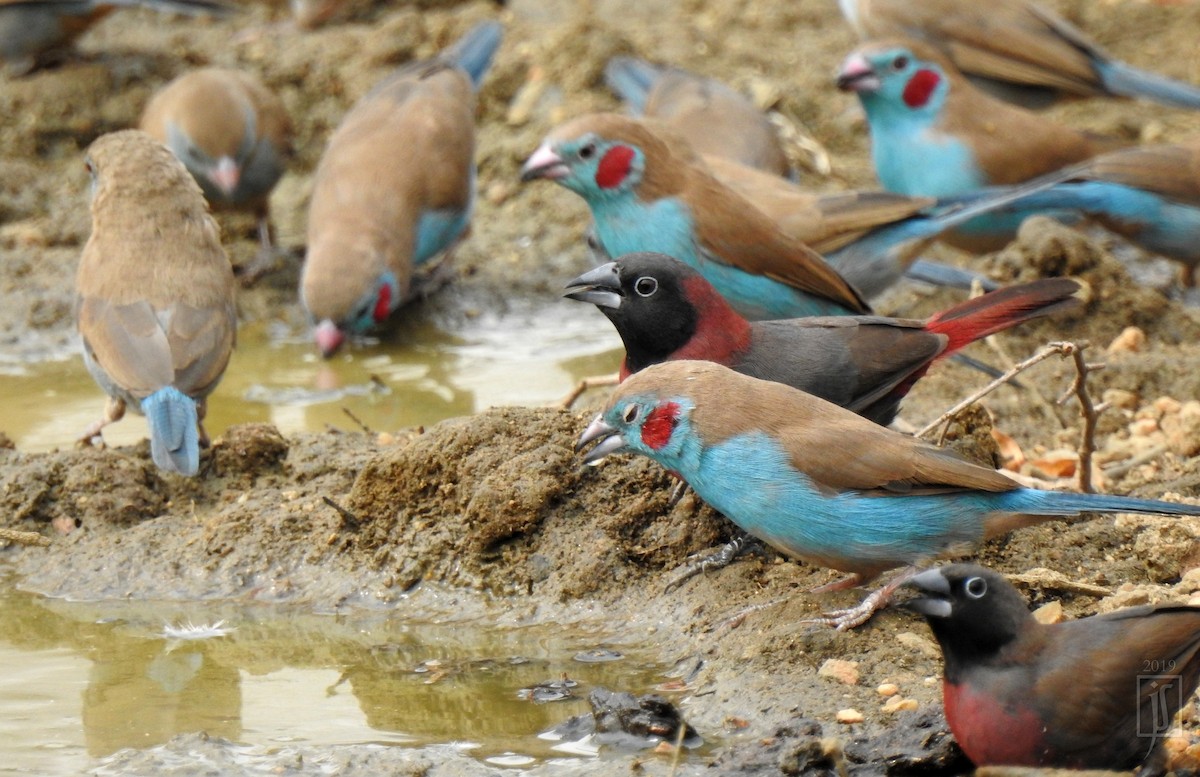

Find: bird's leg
664;531;762;592
196;399;211;450
77;397;126;447
235;213;281;287
802;567;918;632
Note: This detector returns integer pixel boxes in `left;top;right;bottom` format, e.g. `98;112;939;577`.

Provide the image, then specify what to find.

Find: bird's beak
563;262;623;309
576;414;627;464
901;567;953;618
836;53;881;93
314;319;346;359
209;156;241;197
521;143;569;182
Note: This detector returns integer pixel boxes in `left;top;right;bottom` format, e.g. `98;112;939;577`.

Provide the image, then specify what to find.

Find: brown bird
839;0;1200;110
140;67;294;284
0;0;233;75
300;20;502;357
76;129;237;476
907;564;1200;771
604;55;792;178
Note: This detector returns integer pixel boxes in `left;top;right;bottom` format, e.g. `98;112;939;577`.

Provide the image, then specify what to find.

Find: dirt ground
4;0;1200;774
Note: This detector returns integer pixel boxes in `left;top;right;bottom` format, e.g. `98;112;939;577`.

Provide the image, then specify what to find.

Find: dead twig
0;527;51;547
916;341;1079;439
1102;443;1170;480
1055;343;1106;493
341;407;375;436
555;373;619;410
322;496;360;529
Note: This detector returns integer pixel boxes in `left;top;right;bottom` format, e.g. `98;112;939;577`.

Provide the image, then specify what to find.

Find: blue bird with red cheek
840;0;1200;110
300;20;502;357
578;360;1200;627
837;39;1120;198
520;113;870;321
906;564;1200;772
565;252;1080;425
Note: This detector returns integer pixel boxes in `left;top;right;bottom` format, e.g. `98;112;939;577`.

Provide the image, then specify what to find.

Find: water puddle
0;582;692;773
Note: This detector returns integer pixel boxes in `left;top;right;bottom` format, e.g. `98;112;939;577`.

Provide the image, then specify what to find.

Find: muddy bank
4;0;1200;772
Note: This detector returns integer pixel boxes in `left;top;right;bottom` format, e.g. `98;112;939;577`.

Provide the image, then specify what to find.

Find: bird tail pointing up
445;20;504;90
603;56;663;115
1098;59;1200;111
924;278;1082;356
141;387;200;477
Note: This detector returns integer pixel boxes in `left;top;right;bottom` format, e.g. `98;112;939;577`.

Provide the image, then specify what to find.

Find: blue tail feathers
141;387;200;477
604;56;661;114
446;20;503;90
1098;59;1200;110
1003;488;1200;519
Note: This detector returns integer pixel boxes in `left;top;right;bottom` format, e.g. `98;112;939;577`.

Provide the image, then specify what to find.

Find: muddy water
0;579;690;773
0;301;621;453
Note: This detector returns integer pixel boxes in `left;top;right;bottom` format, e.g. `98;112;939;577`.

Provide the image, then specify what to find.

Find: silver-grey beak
520;143;569;182
902;567;953;618
576;414;627;464
563;262;623;309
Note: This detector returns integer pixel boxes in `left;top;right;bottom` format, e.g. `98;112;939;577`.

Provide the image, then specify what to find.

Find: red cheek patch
902;69;941;108
596;145;635;189
641;401;680;451
373;283;393;322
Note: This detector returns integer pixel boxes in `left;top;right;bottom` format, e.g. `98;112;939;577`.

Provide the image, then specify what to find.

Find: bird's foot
235;246;286;288
802;568;917;631
665;532;759;592
666;477;691;509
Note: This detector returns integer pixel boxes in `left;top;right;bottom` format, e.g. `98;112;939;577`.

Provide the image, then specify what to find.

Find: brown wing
1073;141;1200;204
77;297;175;399
683;168;871;313
682;361;1019;493
863;0;1103;95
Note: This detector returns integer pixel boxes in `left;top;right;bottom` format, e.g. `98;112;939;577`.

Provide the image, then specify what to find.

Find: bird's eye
634;276;658;297
579;141;597;160
964;577;987;599
623;404;640;424
891;55;909;71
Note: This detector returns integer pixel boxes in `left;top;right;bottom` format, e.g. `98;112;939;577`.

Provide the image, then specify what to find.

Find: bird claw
664;532;757;592
801;568;917;631
666;478;690;509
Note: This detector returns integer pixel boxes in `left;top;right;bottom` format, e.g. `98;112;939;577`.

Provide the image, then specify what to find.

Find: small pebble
882;696;918;714
1106;326;1146;354
818;658;860;686
1155;396;1183;415
1033;600;1064;625
1128;418;1159;436
876;682;899;697
835;708;863;724
1161;401;1200;457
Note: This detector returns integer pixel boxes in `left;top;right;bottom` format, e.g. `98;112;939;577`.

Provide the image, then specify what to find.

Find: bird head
302;237;402;358
575;360;722;470
837;40;950;122
521;113;701;204
564;252;711;372
904;564;1033;669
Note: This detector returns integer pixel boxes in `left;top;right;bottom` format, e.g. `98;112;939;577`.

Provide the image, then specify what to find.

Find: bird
75;129;237;477
564;252;1080;425
837;39;1122;198
699;154;1078;297
1039;140;1200;287
838;0;1200;110
300;19;502;358
906;563;1200;771
140;67;294;285
0;0;233;76
603;55;792;178
577;360;1200;627
520;113;870;321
